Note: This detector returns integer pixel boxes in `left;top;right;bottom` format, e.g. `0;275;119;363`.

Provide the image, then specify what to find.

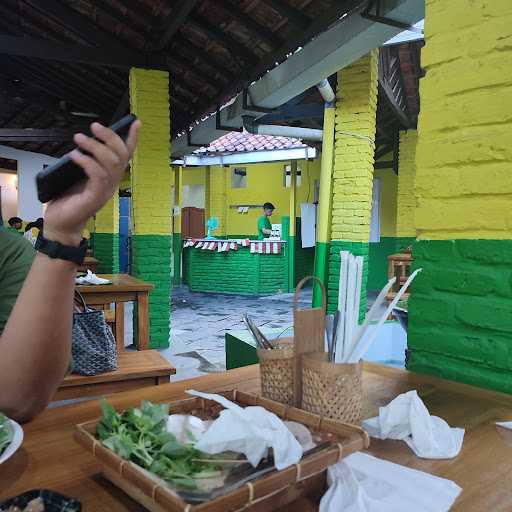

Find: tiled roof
193;130;309;154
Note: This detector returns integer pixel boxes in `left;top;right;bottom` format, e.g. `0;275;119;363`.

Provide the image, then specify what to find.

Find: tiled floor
159;286;313;380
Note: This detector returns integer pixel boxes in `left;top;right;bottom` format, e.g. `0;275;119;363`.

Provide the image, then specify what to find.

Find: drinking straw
334;251;350;363
347;276;397;361
347;268;422;363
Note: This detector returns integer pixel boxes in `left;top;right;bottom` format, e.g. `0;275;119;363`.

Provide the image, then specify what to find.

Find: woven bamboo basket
75;390;369;512
257;337;294;406
301;353;363;425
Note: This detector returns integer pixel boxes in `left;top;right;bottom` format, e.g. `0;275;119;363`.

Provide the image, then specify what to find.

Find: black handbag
72;290;117;376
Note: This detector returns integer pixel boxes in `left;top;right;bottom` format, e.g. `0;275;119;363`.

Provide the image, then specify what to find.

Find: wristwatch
35;233;87;265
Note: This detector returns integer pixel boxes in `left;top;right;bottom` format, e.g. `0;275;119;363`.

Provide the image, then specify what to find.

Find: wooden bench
54;350;176;401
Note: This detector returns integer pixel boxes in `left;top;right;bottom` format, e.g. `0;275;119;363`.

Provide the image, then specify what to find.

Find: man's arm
0;121;140;422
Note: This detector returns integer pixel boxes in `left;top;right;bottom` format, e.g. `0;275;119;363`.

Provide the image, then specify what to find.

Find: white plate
0;419;23;464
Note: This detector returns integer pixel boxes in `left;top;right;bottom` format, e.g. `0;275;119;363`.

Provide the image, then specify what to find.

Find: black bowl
0;490;81;512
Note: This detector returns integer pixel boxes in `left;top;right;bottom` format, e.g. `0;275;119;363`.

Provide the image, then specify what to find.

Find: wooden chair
386;252;413;302
55;350;176;401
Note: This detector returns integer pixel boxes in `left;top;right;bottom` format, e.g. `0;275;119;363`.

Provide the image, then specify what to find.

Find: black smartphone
36;114;137;203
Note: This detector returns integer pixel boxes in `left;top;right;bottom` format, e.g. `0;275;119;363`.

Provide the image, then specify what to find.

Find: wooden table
77;256;100;273
77;274;154;350
3;363;512;511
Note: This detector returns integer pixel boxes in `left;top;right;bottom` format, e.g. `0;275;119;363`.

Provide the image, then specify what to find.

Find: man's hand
43;120;141;246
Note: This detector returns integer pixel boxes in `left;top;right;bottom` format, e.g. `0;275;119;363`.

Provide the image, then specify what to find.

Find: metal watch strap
35;233;87;265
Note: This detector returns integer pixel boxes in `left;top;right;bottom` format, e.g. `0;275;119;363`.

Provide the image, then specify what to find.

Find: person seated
7;216;23;234
24;217;44;245
0;119;141;422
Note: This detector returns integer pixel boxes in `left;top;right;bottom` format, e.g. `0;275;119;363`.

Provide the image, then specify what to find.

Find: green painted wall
132;234;171;348
408;239;512;393
186;247;288;295
94;232;119;273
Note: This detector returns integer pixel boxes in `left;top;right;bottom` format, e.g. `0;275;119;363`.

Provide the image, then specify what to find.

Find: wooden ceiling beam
156;1;201;51
378;81;411;129
260;0;310;28
21;0;131;51
17;59;113;115
189;16;257;68
165;54;223;93
0;56;110;118
172;35;234;81
0;129;75;142
0;34;168;70
215;0;283;49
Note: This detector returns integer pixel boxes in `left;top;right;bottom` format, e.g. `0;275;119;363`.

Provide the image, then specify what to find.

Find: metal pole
288;160;297;292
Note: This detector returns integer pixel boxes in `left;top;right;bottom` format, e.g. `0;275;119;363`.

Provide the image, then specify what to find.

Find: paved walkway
158;286;312;380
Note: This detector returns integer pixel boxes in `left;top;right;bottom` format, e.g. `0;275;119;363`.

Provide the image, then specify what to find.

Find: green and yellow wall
129;68;172;348
407;0;512;393
93;195;119;274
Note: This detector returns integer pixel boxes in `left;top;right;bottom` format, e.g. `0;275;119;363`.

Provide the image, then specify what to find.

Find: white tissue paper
166;415;209;444
496;421;512;430
186;390;302;470
75;270;111;285
362;390;464;459
319;452;462;512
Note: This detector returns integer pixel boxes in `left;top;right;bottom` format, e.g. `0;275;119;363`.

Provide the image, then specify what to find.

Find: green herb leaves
97;399;218;489
0;413;13;457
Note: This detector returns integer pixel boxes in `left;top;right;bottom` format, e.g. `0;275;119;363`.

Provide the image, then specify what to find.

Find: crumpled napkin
362;390;464;459
75;270;111;285
319;452;462;512
186;390;302;470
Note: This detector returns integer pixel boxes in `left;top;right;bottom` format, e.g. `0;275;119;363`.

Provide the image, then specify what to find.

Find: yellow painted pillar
328;51;379;318
313;100;336;306
396;130;417;249
94;194;119;273
129;68;172;348
204;165;211;223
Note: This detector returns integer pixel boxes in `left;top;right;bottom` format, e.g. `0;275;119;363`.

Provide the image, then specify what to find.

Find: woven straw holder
301;352;363;425
257;337;295;406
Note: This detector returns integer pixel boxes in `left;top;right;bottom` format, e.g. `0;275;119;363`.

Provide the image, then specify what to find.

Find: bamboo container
257;337;295;406
301;353;363;425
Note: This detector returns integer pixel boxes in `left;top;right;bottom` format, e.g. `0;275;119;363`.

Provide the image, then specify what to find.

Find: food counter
183;238;289;295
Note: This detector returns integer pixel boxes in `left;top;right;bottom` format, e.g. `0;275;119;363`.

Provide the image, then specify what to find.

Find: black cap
263;202;275;210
